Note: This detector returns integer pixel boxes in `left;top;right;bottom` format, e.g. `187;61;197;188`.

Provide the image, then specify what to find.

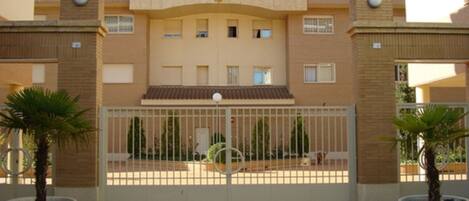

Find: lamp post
212;93;222;134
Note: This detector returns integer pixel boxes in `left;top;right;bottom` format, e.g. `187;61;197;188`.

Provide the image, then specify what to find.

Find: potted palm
393;105;469;201
0;87;93;201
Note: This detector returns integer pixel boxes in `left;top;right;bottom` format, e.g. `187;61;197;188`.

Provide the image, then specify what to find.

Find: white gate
99;106;356;201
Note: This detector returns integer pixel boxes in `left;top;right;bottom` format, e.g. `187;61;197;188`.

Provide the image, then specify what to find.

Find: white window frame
103;64;134;84
253;66;272;85
303;15;334;34
227;65;239;85
104;15;134;34
32;64;46;84
304;63;336;83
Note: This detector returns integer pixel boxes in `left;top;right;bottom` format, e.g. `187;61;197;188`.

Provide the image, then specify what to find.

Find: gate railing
99;106;356;186
396;103;469;182
0;105;52;185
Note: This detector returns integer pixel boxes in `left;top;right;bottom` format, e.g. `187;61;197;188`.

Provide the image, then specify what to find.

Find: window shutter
196;19;208;32
253;20;272;30
165;20;182;34
227;19;238;27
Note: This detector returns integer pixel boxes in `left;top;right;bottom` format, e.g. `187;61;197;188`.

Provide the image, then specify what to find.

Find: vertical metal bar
465;104;469;180
347;105;357;201
99;106;108;201
225;108;232;185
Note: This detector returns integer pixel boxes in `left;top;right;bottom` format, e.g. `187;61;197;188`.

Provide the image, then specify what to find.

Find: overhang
141;86;295;106
130;0;308;11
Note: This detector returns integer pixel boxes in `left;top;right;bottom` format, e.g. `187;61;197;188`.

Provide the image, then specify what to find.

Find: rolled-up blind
253;20;272;30
165;20;182;34
196;19;208;32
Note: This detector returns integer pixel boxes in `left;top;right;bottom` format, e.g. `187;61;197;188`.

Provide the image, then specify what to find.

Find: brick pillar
350;0;394;21
350;1;399;201
55;1;104;200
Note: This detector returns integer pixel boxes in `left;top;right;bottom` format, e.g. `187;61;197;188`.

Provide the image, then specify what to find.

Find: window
103;64;134;84
227;19;238;38
304;64;336;83
252;20;272;39
196;19;209;38
227;66;239;85
253;67;272;85
164;20;182;38
104;15;134;33
197;65;209;85
32;64;45;84
303;16;334;34
162;66;182;85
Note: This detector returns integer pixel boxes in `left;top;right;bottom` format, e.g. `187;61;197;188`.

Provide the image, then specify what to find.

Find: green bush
251;117;270;160
210;132;225;145
290;115;309;156
160;111;180;157
127;117;146;158
207;143;225;163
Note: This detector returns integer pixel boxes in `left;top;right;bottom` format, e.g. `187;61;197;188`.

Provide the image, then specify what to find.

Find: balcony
130;0;308;11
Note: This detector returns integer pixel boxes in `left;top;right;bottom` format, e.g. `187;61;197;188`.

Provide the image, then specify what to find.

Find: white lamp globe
73;0;88;6
212;93;222;103
368;0;382;8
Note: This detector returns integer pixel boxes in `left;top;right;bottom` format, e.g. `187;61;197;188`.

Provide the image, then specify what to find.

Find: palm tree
393;105;469;201
0;87;92;201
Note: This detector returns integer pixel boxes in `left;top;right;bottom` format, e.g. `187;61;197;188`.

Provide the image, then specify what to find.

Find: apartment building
30;0;409;106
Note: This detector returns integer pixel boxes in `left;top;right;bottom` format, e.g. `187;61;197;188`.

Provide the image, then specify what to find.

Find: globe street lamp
212;93;222;134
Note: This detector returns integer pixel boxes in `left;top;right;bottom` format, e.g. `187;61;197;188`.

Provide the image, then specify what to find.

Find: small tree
251;117;270;160
393;105;469;201
0;88;92;201
210;132;225;145
290;115;309;157
127;117;146;158
160;111;180;159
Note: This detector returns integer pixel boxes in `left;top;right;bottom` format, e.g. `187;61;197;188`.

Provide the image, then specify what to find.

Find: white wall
408;64;466;87
149;13;287;86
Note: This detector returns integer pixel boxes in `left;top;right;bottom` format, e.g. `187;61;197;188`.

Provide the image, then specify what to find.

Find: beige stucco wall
131;0;307;11
287;8;353;106
149;13;287;86
0;0;34;20
408;63;466;87
0;64;33;103
430;87;466;102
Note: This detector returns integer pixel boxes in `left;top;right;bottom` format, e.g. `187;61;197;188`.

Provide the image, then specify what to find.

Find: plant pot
399;195;469;201
8;196;77;201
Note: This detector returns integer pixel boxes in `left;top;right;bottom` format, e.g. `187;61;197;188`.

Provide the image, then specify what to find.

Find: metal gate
99;106;356;201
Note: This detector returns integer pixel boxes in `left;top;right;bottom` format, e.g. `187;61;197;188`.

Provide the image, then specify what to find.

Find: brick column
349;1;399;201
54;0;104;200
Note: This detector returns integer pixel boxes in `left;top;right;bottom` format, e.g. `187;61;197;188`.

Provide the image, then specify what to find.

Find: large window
227;19;238;38
197;65;209;85
103;64;134;84
196;19;209;38
304;64;336;83
32;64;45;84
164;20;182;38
104;15;134;33
227;66;239;85
253;67;272;85
252;20;272;39
303;16;334;34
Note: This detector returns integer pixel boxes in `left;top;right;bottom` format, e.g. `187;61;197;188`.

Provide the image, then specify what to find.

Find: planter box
0;166;52;178
204;158;309;172
8;197;76;201
399;195;469;201
400;163;466;174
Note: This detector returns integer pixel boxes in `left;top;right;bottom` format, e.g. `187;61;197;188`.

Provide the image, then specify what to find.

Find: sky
406;0;466;22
